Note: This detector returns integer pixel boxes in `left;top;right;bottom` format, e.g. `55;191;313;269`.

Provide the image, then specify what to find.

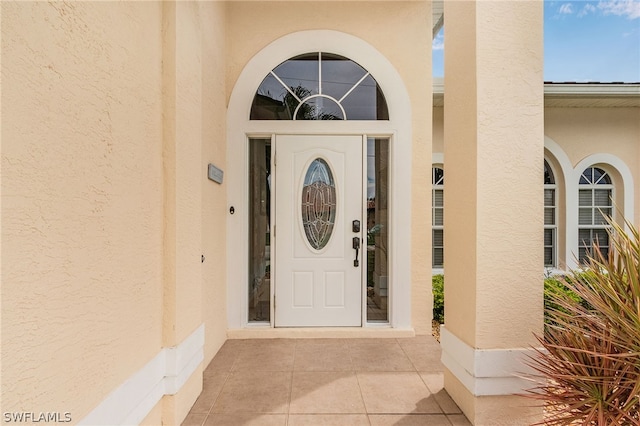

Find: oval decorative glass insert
302;158;337;250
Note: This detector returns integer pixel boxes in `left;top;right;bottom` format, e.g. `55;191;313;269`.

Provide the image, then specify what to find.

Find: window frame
544;160;557;268
432;166;444;270
577;166;613;263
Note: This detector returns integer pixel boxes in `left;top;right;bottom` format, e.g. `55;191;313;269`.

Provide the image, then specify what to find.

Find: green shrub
432;274;444;324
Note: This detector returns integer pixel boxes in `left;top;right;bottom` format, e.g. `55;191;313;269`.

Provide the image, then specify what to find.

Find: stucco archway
225;30;414;332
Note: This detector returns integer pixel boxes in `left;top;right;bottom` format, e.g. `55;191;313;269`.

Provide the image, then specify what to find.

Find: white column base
440;326;538;396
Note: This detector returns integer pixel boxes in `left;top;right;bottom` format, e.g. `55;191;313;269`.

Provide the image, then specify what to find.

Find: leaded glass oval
302;158;336;250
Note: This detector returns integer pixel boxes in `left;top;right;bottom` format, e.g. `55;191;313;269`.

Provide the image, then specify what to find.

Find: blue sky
432;0;640;82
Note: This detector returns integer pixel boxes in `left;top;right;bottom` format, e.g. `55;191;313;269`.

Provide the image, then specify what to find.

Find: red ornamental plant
525;220;640;425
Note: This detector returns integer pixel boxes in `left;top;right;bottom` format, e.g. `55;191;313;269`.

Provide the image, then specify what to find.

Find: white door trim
226;30;413;331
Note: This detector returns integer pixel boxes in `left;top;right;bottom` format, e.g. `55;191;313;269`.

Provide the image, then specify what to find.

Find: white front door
275;134;363;327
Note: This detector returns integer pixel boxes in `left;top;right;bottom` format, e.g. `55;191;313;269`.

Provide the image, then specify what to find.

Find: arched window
432;167;444;269
578;166;613;262
250;52;389;120
544;160;557;268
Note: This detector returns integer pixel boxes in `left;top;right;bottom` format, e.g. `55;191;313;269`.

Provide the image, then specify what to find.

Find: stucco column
161;2;205;424
442;1;544;424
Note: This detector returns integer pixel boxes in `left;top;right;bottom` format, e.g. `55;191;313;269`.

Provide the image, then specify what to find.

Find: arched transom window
250;52;389;120
578;166;613;262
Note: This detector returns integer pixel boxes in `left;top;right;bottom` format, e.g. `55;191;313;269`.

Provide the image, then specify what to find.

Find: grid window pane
433;208;443;226
579;247;589;262
594;229;609;246
579;190;593;206
594;189;611;206
579;229;592;245
433;248;444;268
579;208;593;225
544;189;555;206
593;167;604;183
544;208;555;225
433;229;444;246
594;209;611;225
433;189;443;207
544;228;554;246
433;168;444;185
544;247;553;266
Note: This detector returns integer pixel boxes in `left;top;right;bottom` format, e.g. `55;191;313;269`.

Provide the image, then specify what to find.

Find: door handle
352;237;360;267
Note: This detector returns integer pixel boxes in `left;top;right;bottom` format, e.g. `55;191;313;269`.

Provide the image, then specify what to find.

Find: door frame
226;30;413;331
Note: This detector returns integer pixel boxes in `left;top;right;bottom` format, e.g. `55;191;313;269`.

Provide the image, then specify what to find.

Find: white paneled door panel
275;135;363;327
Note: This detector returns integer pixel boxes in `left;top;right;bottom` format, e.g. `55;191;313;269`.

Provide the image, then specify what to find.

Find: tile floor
182;336;471;426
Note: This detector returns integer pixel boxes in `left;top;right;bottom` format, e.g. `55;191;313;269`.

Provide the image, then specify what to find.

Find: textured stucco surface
226;0;433;333
1;1;164;419
434;106;640;268
444;0;544;349
2;1;229;423
200;1;228;365
545;107;640;227
443;1;544;423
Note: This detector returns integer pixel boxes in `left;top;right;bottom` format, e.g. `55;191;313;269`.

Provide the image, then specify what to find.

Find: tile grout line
200;342;241;425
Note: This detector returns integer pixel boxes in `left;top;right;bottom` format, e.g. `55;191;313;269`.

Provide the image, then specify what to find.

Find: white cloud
559;3;575;14
578;3;597;17
432;33;444;51
598;0;640;19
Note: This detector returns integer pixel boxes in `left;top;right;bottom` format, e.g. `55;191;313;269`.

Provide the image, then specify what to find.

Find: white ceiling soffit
433;0;444;38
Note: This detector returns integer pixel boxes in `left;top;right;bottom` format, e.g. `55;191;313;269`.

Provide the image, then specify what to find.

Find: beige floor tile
204;413;287;426
447;414;472;426
357;372;442;414
401;344;443;372
369;414;452;425
205;341;248;372
231;341;295;372
190;372;230;414
419;373;462;414
349;341;415;372
287;414;370;425
290;372;366;414
295;339;351;347
294;342;353;371
396;335;440;348
181;413;207;426
212;371;291;414
420;372;444;393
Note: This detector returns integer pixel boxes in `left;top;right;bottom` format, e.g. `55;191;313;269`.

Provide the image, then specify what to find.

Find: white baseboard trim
78;324;205;426
440;325;538;396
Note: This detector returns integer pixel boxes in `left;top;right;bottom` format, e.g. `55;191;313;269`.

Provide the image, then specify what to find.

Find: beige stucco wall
444;1;544;349
2;1;228;423
2;0;164;419
443;1;544;422
434;106;640;270
200;1;228;367
226;0;433;333
545;107;640;228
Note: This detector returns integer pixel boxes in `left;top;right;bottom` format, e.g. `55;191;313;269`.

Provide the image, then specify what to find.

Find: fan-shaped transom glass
251;52;389;120
302;158;337;250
